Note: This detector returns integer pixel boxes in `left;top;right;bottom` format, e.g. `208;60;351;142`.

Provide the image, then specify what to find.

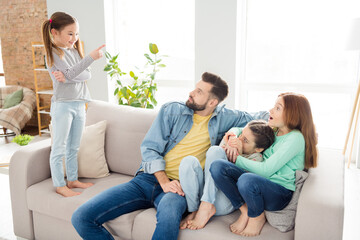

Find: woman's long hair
279;92;318;169
41;12;84;67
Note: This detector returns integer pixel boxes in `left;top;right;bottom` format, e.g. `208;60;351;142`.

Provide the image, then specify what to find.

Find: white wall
46;0;109;101
195;0;238;108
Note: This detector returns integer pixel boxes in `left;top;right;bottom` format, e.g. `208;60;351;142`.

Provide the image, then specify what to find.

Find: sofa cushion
131;208;294;240
265;170;308;232
76;120;109;178
26;173;143;240
86;101;158;176
3;89;23;109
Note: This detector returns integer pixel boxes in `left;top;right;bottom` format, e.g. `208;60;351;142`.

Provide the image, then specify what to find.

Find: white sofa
9;100;344;240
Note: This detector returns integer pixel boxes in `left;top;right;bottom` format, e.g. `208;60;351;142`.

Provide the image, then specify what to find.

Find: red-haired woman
209;92;318;236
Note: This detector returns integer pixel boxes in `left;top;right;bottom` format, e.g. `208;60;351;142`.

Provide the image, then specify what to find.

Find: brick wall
0;0;50;127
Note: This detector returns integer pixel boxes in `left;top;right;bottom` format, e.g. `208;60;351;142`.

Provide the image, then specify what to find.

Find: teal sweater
234;129;305;191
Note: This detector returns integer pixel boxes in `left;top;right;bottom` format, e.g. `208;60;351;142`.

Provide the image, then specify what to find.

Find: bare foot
187;202;216;230
56;186;81;197
180;212;197;230
230;204;249;235
230;213;249;235
67;180;94;189
240;212;266;237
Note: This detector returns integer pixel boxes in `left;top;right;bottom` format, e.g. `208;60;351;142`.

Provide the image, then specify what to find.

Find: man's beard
186;97;207;111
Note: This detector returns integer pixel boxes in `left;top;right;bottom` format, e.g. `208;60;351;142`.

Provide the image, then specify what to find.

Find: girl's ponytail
41;19;55;67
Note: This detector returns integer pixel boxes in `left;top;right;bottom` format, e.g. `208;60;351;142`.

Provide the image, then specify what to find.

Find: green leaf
149;43;159;54
157;64;166;68
104;65;112;71
129;71;135;78
105;52;111;59
116;80;122;86
114;88;119;96
144;54;153;62
120;87;128;98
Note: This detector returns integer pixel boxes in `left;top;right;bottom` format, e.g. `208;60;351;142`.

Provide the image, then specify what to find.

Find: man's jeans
71;172;187;240
179;147;234;215
209;146;293;217
49;101;85;187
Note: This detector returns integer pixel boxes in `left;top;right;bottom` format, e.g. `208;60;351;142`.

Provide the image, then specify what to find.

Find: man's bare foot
240;212;266;237
67;180;94;189
56;186;81;197
180;211;197;230
187;202;216;230
230;204;249;235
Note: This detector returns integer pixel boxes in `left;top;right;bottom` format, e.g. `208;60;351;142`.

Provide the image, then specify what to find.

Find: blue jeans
179;146;234;215
210;152;293;217
71;172;187;240
49;101;86;187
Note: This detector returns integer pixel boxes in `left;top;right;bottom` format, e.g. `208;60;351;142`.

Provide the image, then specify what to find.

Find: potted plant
12;134;34;146
104;43;166;109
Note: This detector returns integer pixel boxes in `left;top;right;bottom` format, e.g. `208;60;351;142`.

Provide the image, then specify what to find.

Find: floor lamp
343;18;360;168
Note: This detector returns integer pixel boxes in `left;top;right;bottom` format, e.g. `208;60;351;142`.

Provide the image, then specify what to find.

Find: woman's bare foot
56;186;81;197
67;180;94;189
230;205;249;235
180;211;197;230
187;202;216;230
240;212;266;237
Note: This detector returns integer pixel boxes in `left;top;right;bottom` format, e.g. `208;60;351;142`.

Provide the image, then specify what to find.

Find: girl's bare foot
56;186;81;197
230;204;249;235
67;180;94;189
240;212;266;237
180;211;197;230
187;202;216;230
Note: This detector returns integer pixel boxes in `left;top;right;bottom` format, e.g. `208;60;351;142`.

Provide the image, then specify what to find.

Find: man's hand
154;171;184;196
161;180;185;196
52;71;66;82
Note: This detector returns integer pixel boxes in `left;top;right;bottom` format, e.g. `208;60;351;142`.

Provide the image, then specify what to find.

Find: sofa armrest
294;149;344;240
9;139;52;240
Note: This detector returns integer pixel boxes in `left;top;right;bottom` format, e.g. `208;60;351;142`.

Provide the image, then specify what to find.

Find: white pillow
76;120;110;178
50;120;110;178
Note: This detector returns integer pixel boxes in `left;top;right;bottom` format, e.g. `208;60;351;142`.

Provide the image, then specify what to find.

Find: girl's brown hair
247;120;275;152
279;92;318;169
41;12;84;67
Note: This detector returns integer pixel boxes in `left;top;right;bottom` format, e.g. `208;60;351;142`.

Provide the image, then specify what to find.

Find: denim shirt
138;101;269;175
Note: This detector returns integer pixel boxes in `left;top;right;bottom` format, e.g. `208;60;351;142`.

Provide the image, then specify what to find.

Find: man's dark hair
201;72;228;103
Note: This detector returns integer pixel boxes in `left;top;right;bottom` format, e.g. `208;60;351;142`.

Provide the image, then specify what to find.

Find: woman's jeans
49;101;86;187
209;146;293;217
179;146;235;215
72;172;187;240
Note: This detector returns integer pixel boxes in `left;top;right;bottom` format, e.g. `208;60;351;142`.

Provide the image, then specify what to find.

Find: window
104;0;195;106
237;0;360;148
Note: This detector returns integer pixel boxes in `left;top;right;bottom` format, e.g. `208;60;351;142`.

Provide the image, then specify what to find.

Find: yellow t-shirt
164;113;212;180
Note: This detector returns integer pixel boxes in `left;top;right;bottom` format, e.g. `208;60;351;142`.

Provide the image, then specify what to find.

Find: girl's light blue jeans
49;101;86;187
179;146;235;215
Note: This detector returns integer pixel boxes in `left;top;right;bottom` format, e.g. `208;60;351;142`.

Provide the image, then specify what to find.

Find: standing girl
209;92;318;236
41;12;105;197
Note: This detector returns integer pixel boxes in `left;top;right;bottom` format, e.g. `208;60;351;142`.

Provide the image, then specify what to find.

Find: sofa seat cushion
26;173;143;240
131;208;294;240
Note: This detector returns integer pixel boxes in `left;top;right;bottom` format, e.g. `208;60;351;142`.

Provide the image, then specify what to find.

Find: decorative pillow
3;89;23;108
265;170;309;232
52;120;110;178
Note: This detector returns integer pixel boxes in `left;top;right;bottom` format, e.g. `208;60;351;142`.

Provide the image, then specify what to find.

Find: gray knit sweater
47;47;94;102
